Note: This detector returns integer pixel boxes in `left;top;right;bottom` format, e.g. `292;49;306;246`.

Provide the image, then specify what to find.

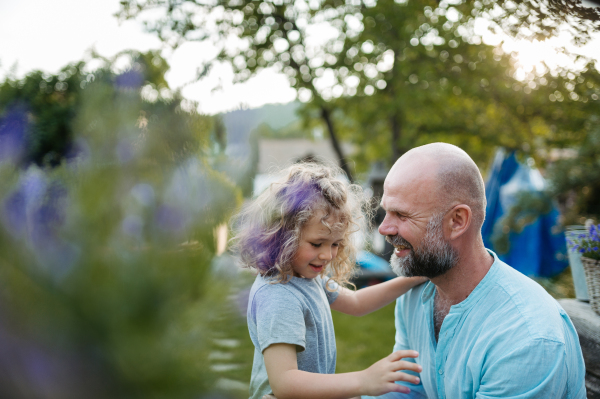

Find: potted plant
568;223;600;315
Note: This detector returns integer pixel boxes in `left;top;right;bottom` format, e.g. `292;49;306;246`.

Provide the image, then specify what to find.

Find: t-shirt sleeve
476;338;569;398
251;285;307;353
320;276;340;304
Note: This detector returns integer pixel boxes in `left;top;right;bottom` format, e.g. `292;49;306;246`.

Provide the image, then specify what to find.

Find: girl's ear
447;204;471;241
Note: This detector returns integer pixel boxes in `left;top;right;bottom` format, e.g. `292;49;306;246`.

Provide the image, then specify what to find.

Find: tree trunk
390;112;403;164
320;106;354;182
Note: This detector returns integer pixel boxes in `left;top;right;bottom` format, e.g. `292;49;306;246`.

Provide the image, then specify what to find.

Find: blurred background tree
473;0;600;45
0;50;250;398
117;0;600;178
321;0;600;172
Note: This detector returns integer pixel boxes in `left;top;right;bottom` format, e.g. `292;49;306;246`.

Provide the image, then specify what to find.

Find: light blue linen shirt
369;250;586;399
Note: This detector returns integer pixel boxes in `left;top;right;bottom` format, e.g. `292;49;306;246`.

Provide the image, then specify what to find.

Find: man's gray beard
388;212;459;279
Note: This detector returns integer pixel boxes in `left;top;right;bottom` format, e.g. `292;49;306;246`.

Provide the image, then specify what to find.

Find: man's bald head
391;143;487;230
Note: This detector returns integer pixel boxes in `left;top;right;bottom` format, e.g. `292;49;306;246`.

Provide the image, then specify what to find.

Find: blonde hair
231;162;368;288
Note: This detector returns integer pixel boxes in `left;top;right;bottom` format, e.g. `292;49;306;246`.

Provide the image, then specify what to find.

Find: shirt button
438;369;444;375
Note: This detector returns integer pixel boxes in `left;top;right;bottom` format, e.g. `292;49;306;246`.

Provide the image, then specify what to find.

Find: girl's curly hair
230;162;369;288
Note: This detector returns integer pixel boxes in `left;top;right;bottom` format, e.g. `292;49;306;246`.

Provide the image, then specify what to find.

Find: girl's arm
330;276;427;317
264;343;422;399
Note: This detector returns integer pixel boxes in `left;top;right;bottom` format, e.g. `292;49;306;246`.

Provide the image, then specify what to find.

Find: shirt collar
420;249;500;310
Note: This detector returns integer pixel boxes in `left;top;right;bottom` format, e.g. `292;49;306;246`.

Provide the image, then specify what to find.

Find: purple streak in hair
245;227;285;273
279;180;321;217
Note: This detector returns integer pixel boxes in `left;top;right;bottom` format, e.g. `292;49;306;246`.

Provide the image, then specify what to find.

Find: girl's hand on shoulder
358;350;422;396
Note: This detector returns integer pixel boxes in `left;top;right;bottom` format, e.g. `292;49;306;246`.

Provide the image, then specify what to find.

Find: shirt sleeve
320;276;340;304
251;285;307;353
391;296;428;398
476;338;568;398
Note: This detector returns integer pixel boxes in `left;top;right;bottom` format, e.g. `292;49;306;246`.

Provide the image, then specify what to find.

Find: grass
332;302;397;373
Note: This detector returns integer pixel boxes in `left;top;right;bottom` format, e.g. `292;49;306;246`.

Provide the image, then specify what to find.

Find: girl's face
291;212;345;279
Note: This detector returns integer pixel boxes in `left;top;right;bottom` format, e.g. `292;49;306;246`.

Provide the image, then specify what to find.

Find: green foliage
324;0;600;173
474;0;600;45
0;50;172;167
547;117;600;224
117;0;600;180
0;65;84;166
0;55;245;398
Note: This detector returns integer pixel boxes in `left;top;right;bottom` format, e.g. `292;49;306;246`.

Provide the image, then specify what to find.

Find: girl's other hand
358;350;422;396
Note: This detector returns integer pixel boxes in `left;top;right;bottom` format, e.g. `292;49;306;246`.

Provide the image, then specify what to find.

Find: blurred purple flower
155;205;187;233
116;138;135;164
0;105;28;164
1;169;78;279
166;158;211;214
122;214;144;238
24;347;56;391
2;189;27;236
131;183;155;207
29;182;67;239
2;169;47;236
115;69;144;90
66;137;91;164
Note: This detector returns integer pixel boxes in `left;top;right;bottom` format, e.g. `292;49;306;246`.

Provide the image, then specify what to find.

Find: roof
258;138;354;174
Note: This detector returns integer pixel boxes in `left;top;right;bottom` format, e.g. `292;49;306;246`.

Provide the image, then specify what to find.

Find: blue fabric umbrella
481;149;568;277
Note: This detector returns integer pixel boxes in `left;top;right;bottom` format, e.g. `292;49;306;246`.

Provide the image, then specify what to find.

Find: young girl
232;162;425;399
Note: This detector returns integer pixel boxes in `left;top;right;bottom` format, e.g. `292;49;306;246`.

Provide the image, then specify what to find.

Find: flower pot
582;257;600;316
566;226;590;301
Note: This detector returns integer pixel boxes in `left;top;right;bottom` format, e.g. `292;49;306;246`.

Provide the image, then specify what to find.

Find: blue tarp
356;250;393;272
481;149;568;277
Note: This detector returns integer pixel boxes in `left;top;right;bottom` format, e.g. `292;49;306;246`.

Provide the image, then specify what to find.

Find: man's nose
378;214;396;236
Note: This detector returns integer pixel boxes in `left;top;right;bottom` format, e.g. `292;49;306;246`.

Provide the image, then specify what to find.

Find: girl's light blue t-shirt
247;274;339;399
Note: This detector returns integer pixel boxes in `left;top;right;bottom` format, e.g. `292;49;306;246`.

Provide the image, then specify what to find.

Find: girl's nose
319;248;333;261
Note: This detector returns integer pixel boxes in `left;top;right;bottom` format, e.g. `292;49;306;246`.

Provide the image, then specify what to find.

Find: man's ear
447;204;471;240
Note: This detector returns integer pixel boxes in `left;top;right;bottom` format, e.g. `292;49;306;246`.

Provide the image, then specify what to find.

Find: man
372;143;586;398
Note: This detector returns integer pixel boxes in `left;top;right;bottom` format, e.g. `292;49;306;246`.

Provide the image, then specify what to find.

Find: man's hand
357;350;422;396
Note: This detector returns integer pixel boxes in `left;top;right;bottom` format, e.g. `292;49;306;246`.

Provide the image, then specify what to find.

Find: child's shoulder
250;274;298;298
250;274;328;302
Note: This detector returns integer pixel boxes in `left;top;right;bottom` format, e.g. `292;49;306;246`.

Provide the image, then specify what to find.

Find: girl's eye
332;243;340;247
310;243;321;248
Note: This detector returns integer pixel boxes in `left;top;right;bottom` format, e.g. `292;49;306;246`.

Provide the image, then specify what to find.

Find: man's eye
310;243;321;248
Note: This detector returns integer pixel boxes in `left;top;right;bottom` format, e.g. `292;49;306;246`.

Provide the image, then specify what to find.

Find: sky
0;0;597;115
0;0;295;114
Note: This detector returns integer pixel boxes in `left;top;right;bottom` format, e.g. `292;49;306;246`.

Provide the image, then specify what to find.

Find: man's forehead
381;169;439;211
